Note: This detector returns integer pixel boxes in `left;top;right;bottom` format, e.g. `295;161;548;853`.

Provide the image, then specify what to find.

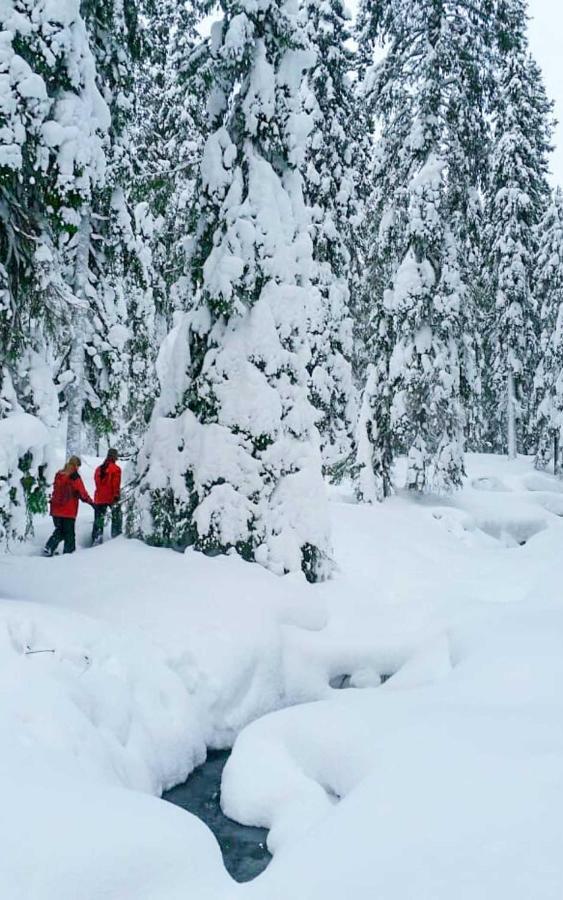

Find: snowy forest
4;2;563;897
1;0;560;581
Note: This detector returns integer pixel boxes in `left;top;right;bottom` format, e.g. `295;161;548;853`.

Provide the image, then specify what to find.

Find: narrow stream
163;749;272;883
163;677;392;881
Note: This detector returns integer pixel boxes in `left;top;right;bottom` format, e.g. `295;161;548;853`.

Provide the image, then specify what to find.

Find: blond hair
63;455;82;474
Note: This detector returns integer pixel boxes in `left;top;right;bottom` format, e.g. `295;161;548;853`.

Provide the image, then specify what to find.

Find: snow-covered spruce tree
0;0;107;534
485;0;553;458
136;0;333;581
41;2;109;459
532;189;563;471
356;0;495;495
445;4;497;455
70;0;158;454
299;0;361;478
0;1;99;398
93;0;210;460
353;4;408;502
353;192;396;503
142;0;209;318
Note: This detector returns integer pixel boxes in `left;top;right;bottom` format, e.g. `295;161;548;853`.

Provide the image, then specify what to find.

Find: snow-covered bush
0;361;58;543
0;383;54;543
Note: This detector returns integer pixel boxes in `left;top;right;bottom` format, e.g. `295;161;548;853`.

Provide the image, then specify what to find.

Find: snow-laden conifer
533;189;563;471
0;0;108;531
300;0;361;477
356;0;494;495
75;0;158;453
485;0;553;458
146;0;209;316
137;0;332;581
353;8;408;501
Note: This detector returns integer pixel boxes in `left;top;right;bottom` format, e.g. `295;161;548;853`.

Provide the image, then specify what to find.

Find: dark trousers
45;516;76;554
92;503;122;545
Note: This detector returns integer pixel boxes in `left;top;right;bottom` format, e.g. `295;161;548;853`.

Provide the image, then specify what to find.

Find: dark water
163;749;272;883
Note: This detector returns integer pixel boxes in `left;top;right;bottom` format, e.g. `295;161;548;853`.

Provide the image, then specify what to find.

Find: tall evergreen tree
137;0;332;581
0;0;108;534
533;189;563;471
73;0;158;453
484;0;553;458
354;6;409;501
0;0;108;402
300;0;361;477
356;0;494;495
147;0;209;317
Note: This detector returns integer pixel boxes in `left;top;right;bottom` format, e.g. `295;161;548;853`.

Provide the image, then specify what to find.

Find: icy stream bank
163;749;271;882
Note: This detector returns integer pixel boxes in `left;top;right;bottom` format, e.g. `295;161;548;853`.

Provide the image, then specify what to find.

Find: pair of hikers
43;449;122;556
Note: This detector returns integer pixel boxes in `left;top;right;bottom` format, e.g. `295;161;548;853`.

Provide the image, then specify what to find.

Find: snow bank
219;456;563;899
0;600;206;792
227;604;563;900
3;453;563;896
0;411;56;542
0;598;232;899
1;777;229;900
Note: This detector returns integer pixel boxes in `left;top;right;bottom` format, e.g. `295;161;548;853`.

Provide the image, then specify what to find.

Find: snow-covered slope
1;454;563;897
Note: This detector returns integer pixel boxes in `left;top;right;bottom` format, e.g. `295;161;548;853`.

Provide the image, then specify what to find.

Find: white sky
528;0;562;186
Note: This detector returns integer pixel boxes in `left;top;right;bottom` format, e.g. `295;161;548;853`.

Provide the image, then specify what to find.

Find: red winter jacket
94;459;121;505
50;471;93;519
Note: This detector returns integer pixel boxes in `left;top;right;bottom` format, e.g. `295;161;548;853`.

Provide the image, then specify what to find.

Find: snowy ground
1;454;563;898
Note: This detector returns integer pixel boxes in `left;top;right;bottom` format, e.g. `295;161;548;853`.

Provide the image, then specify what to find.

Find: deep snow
1;453;563;897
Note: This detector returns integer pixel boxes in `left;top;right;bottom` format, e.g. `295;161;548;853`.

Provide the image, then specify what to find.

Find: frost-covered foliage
145;0;208;316
353;12;403;502
0;0;108;527
137;0;333;581
0;0;108;357
69;0;159;451
484;0;553;458
81;0;211;454
300;0;361;477
356;0;495;495
0;371;55;543
533;190;563;471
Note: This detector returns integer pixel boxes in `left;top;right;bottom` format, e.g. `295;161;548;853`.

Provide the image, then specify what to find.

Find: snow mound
471;475;510;492
383;634;452;690
523;473;563;493
0;599;231;899
0;600;205;794
224;605;563;900
475;514;547;547
431;507;479;541
532;492;563;516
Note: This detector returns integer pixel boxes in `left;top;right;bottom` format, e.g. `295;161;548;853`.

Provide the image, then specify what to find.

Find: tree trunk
555;432;560;476
65;212;91;459
507;371;517;460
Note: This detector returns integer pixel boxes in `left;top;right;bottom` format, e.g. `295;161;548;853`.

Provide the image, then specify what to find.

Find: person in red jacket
92;448;122;545
43;456;94;556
